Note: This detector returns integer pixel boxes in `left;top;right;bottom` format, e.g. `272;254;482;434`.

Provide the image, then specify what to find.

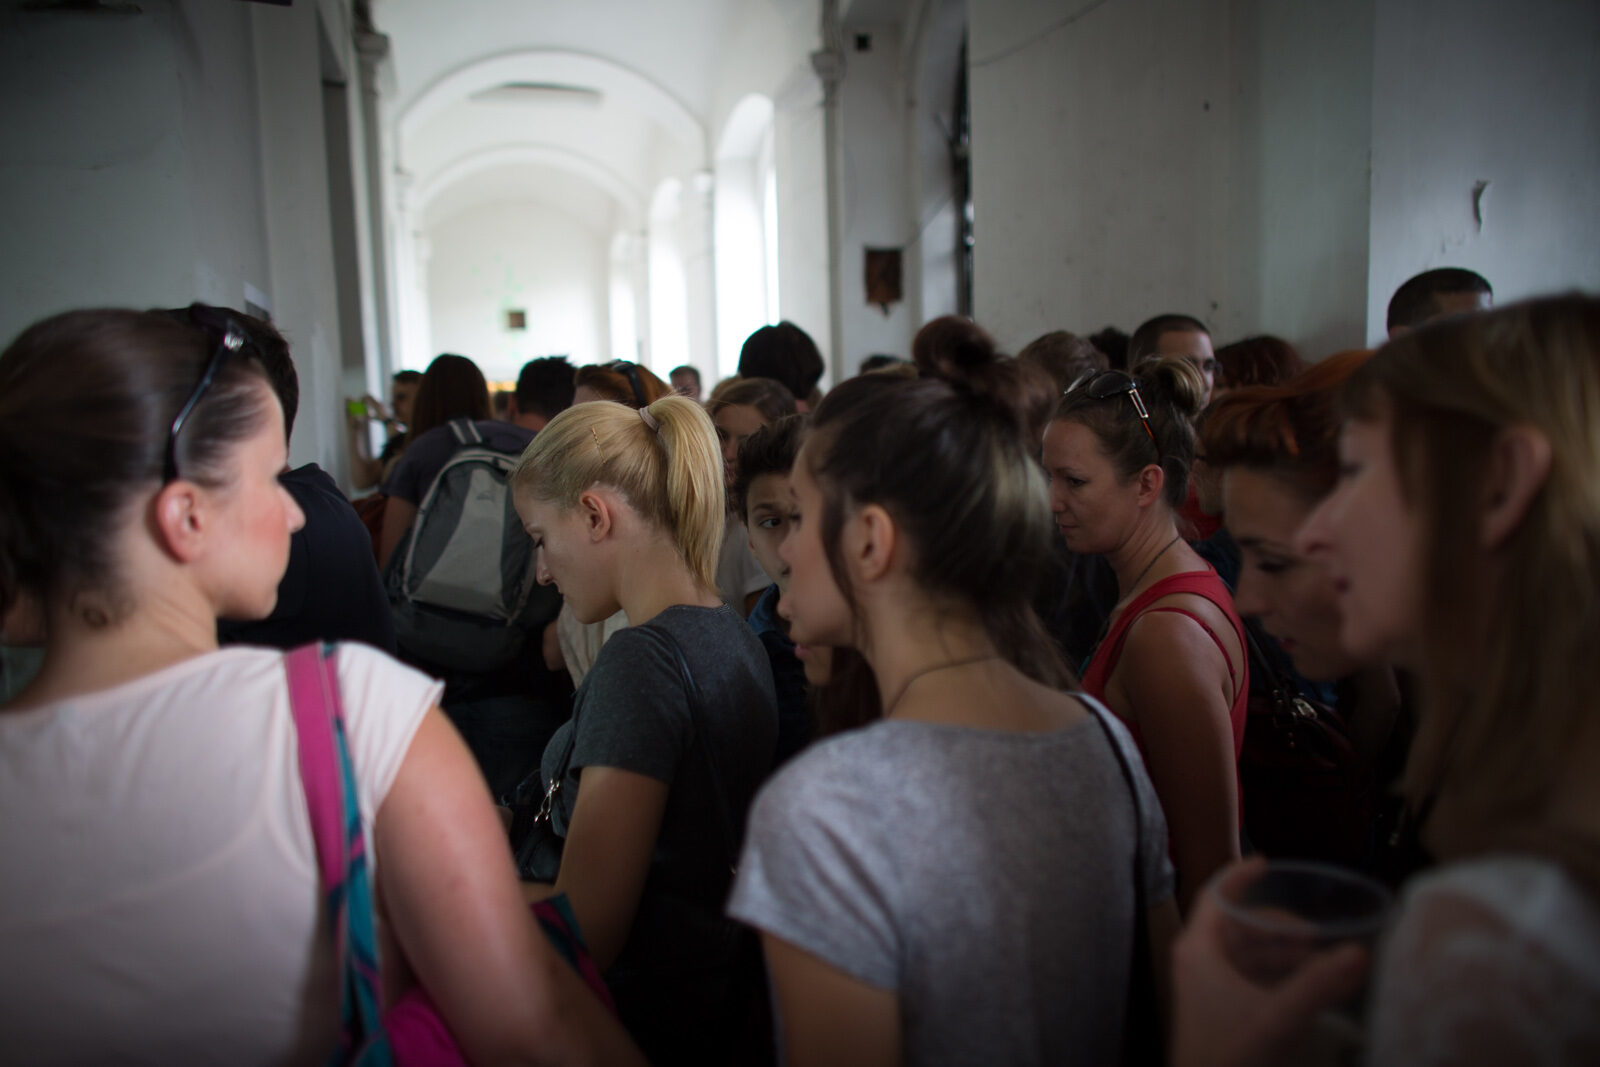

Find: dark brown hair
731;413;807;519
0;309;272;627
1214;334;1304;391
709;376;798;426
1015;330;1108;393
1127;313;1209;366
1052;357;1206;509
804;369;1073;733
409;353;491;440
739;321;825;399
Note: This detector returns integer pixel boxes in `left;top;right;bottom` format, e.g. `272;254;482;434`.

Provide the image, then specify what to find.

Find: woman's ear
1134;463;1166;508
151;482;208;563
1481;424;1552;549
843;503;898;586
576;488;614;543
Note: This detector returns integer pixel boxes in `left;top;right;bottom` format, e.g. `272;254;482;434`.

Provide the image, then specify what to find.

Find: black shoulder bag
1083;694;1164;1067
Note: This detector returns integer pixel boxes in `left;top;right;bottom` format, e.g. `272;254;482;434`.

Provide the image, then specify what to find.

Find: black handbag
506;730;571;882
1237;619;1394;865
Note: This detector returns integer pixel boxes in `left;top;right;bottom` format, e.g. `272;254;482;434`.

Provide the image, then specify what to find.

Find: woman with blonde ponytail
511;394;780;1065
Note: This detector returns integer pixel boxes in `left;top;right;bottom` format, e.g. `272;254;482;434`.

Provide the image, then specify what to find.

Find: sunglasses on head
605;360;648;408
1066;369;1162;461
161;304;248;484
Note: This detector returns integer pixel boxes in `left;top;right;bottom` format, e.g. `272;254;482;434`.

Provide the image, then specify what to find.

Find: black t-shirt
539;603;778;1057
218;464;396;654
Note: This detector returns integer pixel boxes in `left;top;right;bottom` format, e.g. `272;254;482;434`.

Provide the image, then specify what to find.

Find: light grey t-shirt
728;701;1173;1066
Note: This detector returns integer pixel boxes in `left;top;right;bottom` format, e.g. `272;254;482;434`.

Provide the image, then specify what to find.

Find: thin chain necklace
1082;535;1184;671
881;653;999;719
1125;534;1182;597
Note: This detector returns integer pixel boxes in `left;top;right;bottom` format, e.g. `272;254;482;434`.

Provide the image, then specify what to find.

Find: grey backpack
387;419;557;672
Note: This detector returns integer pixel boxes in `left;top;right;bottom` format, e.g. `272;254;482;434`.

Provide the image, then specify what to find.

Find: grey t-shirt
728;701;1174;1066
539;603;778;1020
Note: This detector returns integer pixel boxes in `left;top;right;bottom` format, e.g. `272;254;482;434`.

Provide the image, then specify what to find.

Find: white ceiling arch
716;92;776;161
398;49;708;163
412;144;647;229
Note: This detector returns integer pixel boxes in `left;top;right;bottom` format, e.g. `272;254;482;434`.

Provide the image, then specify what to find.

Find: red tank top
1079;567;1249;765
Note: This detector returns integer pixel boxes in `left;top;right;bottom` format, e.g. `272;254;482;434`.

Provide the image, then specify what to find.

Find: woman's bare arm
1111;611;1241;913
375;708;645;1067
763;933;901;1067
542;765;670;971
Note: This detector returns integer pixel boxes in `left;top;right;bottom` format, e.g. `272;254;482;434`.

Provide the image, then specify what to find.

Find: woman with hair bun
511;394;779;1065
729;363;1179;1064
1043;356;1248;911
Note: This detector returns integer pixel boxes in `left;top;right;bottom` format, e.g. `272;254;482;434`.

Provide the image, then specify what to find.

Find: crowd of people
2;265;1598;1066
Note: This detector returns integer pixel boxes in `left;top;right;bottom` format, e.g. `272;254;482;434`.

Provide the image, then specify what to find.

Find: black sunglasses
605;360;648;408
1066;369;1162;460
163;307;247;484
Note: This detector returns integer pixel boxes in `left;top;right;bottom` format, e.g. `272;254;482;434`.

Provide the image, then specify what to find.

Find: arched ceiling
374;0;749;132
373;1;820;229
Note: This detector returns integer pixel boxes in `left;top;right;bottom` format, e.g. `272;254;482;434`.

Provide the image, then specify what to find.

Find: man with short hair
669;363;702;401
1386;268;1493;337
738;321;826;411
506;356;576;431
1128;313;1217;406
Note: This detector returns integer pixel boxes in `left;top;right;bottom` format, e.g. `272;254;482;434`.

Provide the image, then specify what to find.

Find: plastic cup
1213;860;1392;986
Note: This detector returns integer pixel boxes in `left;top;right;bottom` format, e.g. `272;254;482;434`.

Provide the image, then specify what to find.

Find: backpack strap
447;418;482;446
284;643;393;1066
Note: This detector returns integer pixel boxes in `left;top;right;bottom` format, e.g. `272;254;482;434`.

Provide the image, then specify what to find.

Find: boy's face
744;471;797;592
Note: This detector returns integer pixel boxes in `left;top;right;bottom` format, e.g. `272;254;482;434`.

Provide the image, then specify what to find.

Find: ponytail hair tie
638;406;659;432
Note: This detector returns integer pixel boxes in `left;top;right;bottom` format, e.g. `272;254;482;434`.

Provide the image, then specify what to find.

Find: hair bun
912;315;998;382
1137;356;1207;419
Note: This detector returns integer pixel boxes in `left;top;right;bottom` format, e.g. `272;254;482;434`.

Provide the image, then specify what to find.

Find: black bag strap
509;621;740;873
654;625;741;874
1080;693;1163;1067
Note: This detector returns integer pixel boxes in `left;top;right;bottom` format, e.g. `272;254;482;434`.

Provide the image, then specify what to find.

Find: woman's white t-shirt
0;643;439;1065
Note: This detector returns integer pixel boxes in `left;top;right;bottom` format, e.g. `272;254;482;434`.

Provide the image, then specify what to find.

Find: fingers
1275;942;1369;1019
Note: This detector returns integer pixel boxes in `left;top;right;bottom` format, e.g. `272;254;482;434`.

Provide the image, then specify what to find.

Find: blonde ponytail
512;394;724;590
648;395;725;589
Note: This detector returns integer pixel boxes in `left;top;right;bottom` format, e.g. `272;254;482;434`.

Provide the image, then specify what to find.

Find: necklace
881;653;999;719
1082;535;1185;671
1125;534;1182;595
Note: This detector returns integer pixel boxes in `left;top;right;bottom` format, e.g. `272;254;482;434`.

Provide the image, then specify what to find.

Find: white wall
905;0;966;329
252;1;351;480
710;0;833;386
966;0;1600;358
425;199;610;381
1238;0;1375;358
836;21;918;371
966;0;1236;355
1366;0;1600;341
0;0;357;481
0;2;248;340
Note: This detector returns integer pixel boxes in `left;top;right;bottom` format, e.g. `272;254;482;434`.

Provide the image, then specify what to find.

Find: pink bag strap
284;642;346;892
